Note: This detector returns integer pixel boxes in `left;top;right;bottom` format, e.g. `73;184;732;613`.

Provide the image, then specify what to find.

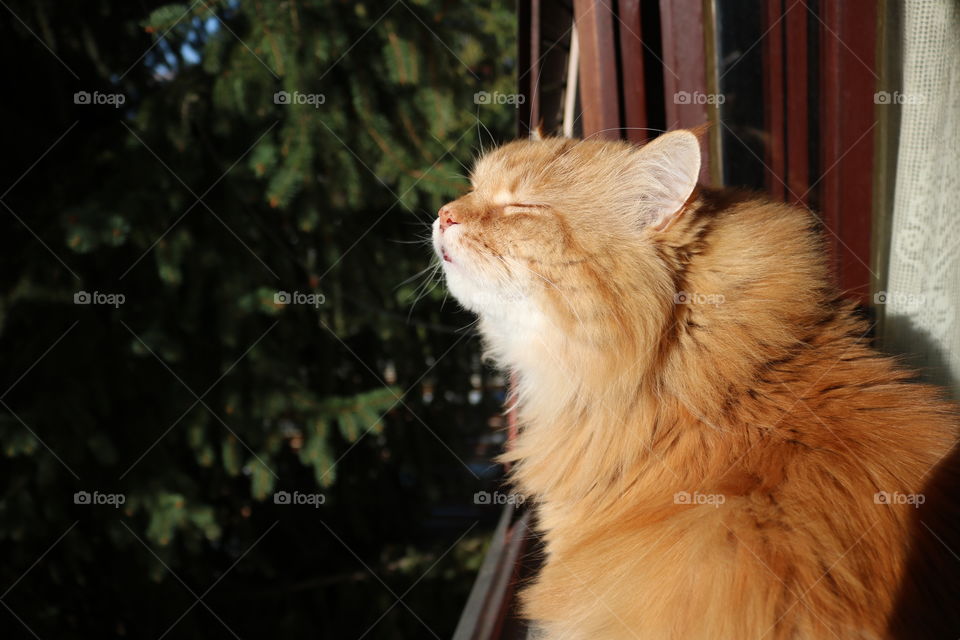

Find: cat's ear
630;130;701;231
529;121;545;141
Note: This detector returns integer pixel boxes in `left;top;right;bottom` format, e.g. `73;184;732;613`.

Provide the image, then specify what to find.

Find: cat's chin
433;226;491;314
441;265;492;316
431;219;548;366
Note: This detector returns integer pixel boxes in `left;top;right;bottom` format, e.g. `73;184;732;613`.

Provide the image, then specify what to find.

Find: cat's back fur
512;188;959;639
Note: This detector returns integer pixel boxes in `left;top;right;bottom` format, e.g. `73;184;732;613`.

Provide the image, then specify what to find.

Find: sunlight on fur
431;131;960;639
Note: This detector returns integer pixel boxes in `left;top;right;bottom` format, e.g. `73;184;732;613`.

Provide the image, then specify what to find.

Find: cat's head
431;130;701;365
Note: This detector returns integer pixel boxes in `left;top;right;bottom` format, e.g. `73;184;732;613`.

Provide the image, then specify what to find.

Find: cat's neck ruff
477;297;584;410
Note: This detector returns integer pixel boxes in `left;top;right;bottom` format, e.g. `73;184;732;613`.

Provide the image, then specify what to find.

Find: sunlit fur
432;132;960;639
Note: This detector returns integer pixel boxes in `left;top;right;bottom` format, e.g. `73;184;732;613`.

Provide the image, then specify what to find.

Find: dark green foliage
0;1;516;637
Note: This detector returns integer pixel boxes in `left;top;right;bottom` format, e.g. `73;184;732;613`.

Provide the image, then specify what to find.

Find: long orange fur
432;131;960;639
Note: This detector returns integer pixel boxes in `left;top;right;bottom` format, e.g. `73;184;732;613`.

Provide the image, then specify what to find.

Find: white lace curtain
879;0;960;398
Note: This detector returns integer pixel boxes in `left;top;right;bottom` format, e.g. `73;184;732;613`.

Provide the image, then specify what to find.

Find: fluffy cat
432;130;960;639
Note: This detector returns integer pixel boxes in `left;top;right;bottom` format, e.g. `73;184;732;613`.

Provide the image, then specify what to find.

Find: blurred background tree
0;0;517;637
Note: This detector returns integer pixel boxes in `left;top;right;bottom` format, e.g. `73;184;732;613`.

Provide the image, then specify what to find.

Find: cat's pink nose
439;205;459;232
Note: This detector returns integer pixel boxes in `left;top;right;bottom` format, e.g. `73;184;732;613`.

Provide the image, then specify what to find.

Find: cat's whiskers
400;251;446;321
389;238;435;245
474;108;488;157
396;262;440;288
408;267;443;314
456;315;481;335
475;110;497;154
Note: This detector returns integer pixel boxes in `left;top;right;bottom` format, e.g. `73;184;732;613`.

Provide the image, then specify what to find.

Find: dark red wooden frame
658;0;711;181
618;0;650;142
573;0;620;139
762;0;877;303
516;0;538;137
451;506;532;640
818;1;877;303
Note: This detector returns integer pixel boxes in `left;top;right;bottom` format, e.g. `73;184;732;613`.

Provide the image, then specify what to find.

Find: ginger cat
432;130;960;639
